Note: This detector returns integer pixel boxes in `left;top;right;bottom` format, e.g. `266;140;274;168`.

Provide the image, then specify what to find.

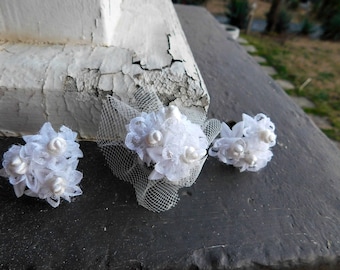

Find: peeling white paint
0;0;122;46
0;0;209;139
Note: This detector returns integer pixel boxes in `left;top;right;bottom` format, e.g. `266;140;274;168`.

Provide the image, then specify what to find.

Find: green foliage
313;91;330;102
321;11;340;41
244;33;340;141
313;0;340;20
300;17;316;35
311;0;322;16
317;72;335;81
245;34;292;81
311;0;340;40
226;0;251;29
275;9;292;34
321;129;337;141
287;0;299;10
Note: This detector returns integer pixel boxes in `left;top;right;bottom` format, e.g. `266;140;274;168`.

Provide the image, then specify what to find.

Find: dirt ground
204;0;270;17
204;0;340;92
204;0;308;21
204;0;340;141
204;0;226;15
283;37;340;91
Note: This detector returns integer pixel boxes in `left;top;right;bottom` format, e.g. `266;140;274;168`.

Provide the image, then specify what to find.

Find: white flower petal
148;169;164;180
59;125;78;141
146;147;163;163
220;122;232;138
13;181;26;197
125;105;209;182
2;122;83;207
46;196;60;208
24;189;38;198
209;113;276;172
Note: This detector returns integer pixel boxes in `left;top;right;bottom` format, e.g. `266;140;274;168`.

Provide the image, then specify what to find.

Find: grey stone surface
1;5;340;270
308;114;333;130
242;44;257;53
276;79;295;90
290;96;315;108
261;65;277;75
252;55;267;64
176;5;340;269
237;37;248;44
332;140;340;150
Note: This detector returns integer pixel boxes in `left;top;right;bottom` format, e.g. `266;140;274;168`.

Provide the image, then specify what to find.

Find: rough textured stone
290;96;315;108
261;65;278;75
237;37;248;44
177;6;340;269
308;114;333;130
1;5;340;270
0;0;208;139
252;55;267;64
0;0;122;45
331;140;340;150
276;79;295;90
242;44;257;53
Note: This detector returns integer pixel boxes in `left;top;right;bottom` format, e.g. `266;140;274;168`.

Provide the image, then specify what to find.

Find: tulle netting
97;87;220;212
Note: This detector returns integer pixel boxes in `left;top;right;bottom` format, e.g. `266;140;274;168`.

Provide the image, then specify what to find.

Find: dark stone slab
175;5;340;269
1;5;340;270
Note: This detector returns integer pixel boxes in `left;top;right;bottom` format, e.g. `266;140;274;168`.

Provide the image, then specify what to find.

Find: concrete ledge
177;5;340;269
0;0;122;45
0;0;208;139
1;5;340;270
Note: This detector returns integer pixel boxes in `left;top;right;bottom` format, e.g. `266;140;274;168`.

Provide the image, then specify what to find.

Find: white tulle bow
97;87;221;212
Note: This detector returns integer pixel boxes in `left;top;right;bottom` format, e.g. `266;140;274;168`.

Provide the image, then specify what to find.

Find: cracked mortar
0;0;209;139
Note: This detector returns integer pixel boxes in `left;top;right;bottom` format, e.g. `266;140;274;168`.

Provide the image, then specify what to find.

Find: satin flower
125;105;208;181
1;123;83;207
209;113;276;172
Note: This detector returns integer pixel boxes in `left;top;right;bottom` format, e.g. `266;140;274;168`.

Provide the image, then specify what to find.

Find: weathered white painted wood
0;0;209;139
0;0;122;45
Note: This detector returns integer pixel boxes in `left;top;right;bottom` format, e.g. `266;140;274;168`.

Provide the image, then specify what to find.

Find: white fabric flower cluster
209;113;276;172
1;123;83;207
125;105;208;182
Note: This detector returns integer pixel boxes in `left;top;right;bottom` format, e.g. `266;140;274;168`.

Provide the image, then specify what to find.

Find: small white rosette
1;123;83;207
209;113;277;172
97;87;221;212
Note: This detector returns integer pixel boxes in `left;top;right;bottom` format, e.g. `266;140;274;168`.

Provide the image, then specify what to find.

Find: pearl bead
47;137;67;155
146;130;162;146
260;130;275;143
229;142;244;159
233;144;244;154
9;156;28;175
51;177;65;196
245;154;257;166
182;146;204;164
